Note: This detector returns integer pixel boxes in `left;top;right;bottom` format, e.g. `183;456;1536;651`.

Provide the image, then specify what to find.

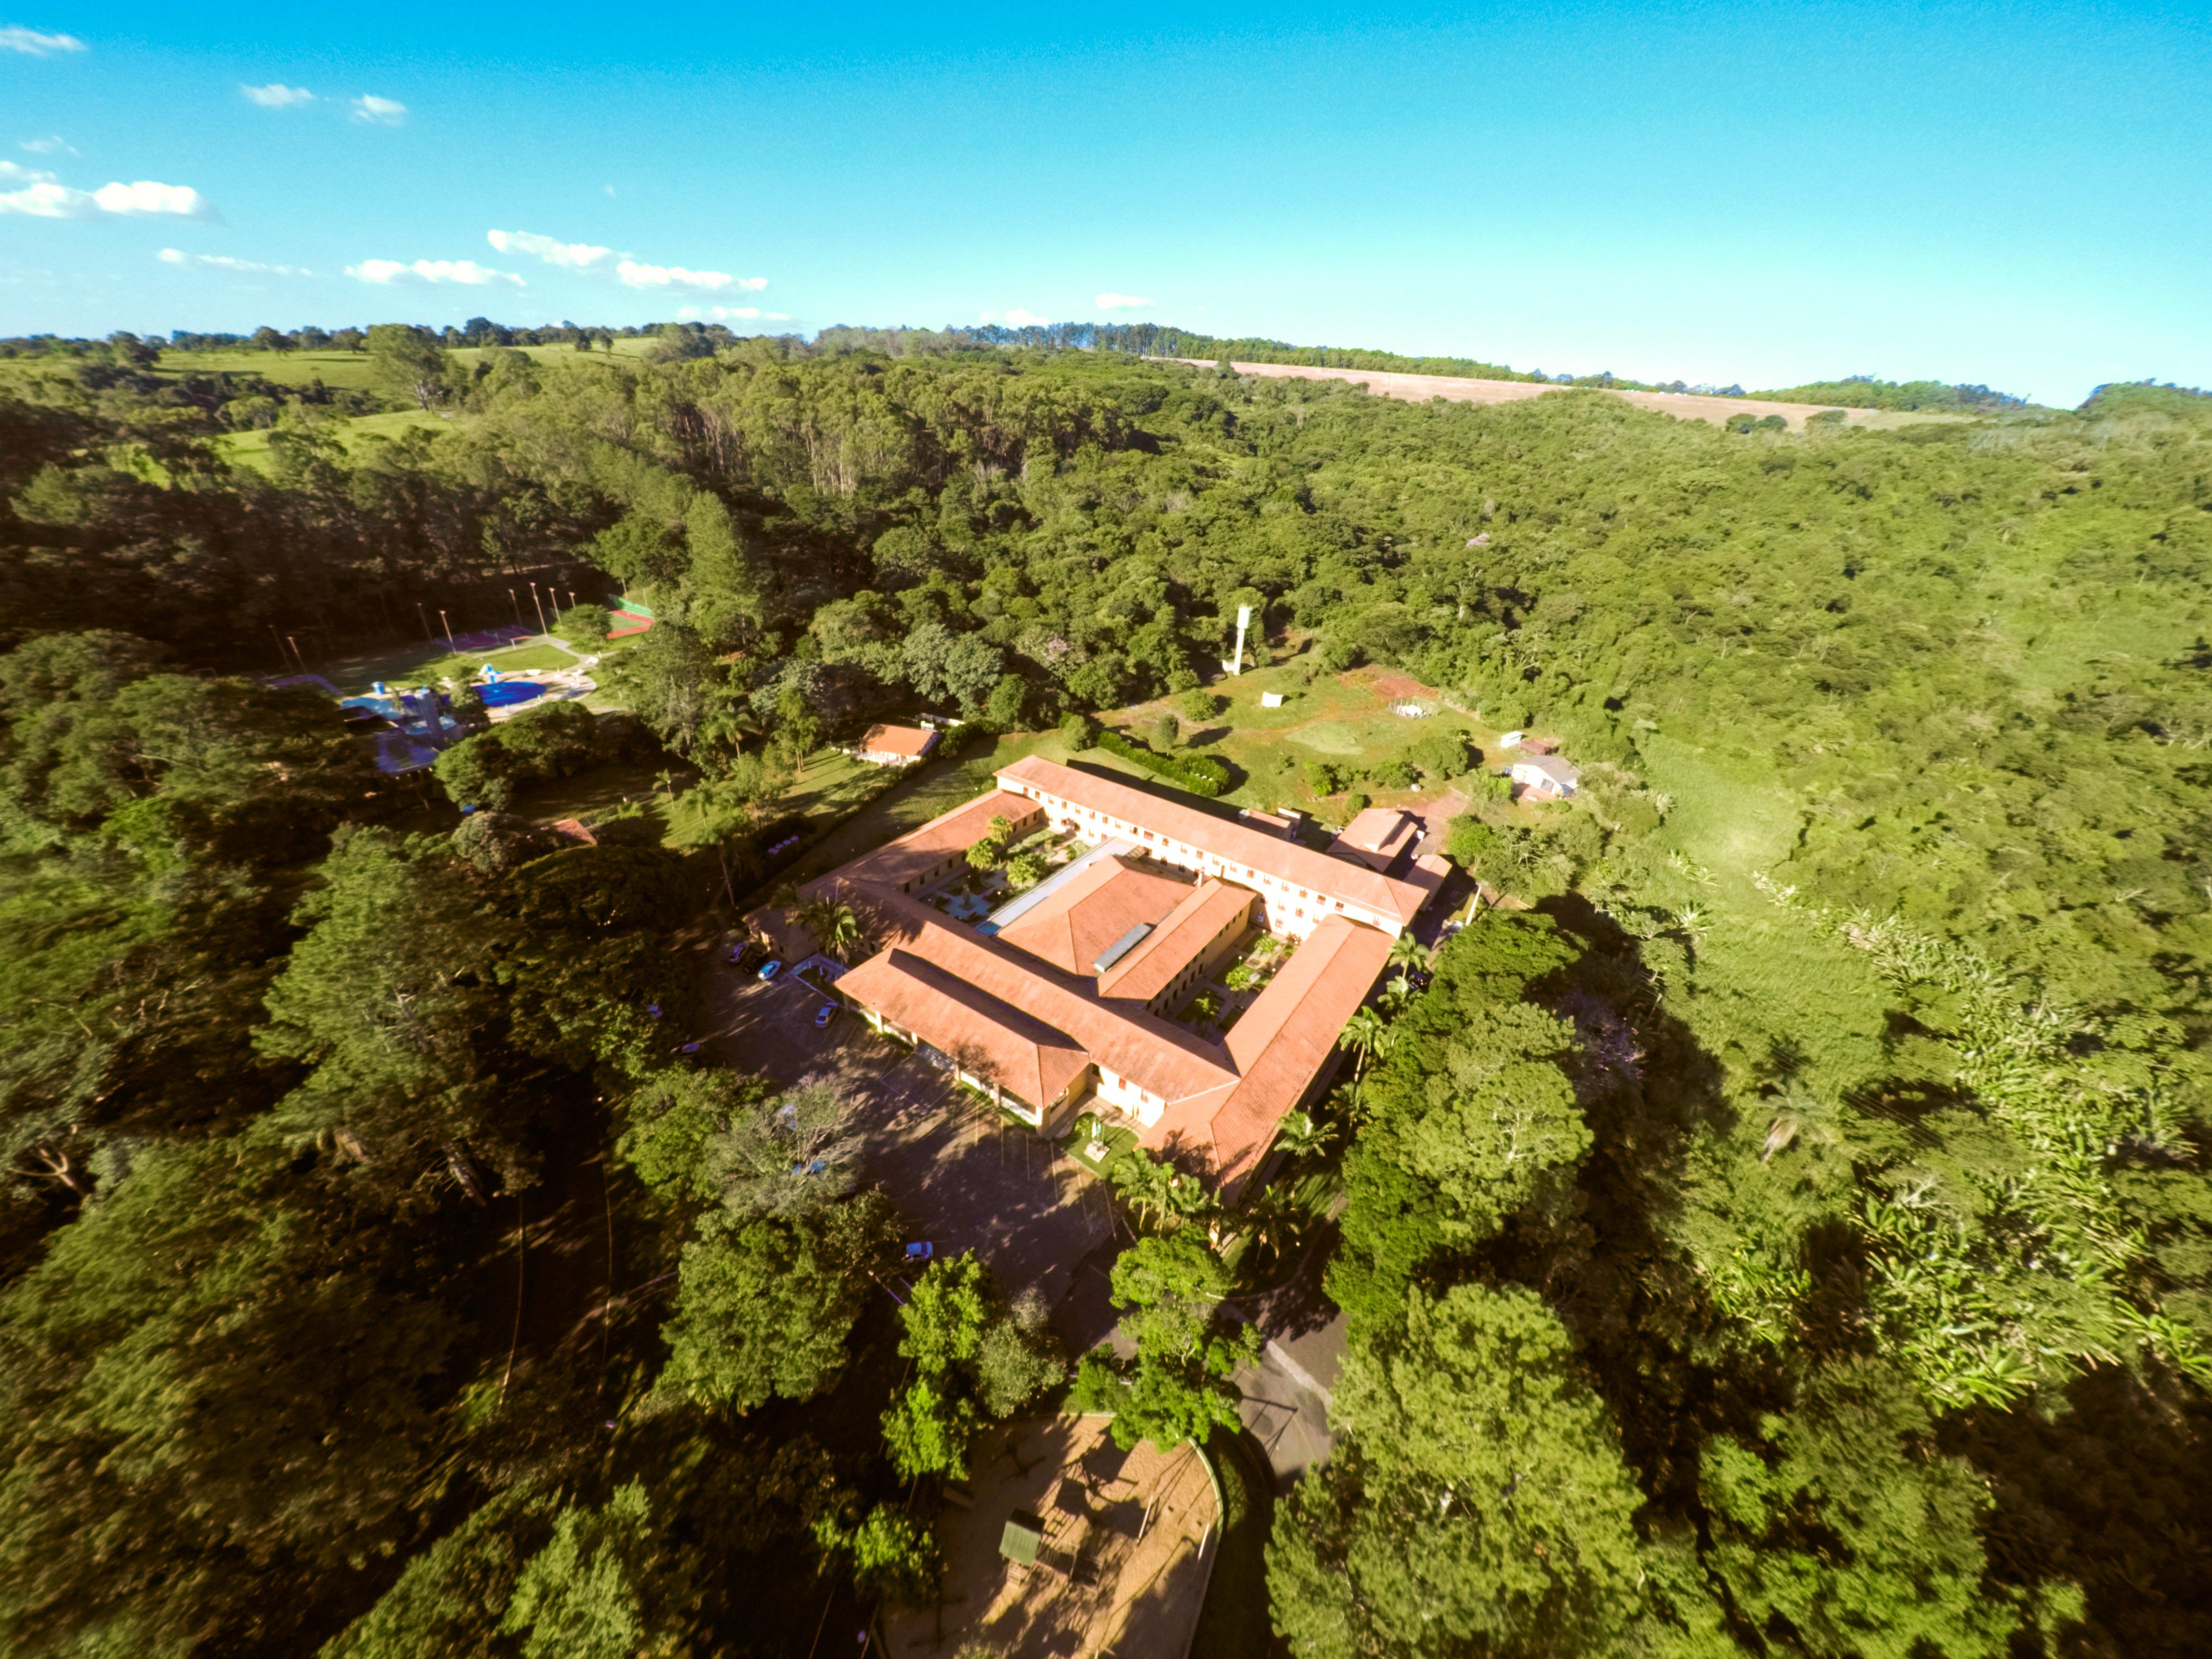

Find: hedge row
1097;730;1229;797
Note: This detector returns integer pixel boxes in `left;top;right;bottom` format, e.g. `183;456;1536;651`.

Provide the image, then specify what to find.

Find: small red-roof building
1331;805;1422;872
855;723;941;766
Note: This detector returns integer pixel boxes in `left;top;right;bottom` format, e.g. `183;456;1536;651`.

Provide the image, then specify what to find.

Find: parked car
813;1003;837;1029
757;959;782;982
904;1241;934;1263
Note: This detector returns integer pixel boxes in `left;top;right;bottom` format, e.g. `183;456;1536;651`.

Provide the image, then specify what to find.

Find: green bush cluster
431;702;648;812
1303;731;1473;800
1097;728;1230;796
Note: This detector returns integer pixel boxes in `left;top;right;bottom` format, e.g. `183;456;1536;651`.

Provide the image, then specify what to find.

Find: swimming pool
478;681;546;708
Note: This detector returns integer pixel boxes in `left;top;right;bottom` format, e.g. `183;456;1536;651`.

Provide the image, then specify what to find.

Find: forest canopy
2;326;2211;1656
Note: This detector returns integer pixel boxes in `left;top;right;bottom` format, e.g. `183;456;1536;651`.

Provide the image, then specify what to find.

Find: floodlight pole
285;634;306;671
439;609;455;650
508;587;521;625
529;581;547;635
415;601;434;642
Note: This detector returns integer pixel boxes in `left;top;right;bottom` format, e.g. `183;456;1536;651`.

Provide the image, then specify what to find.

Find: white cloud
488;228;612;270
488;231;764;293
159;247;312;277
999;307;1051;327
95;180;213;215
0;174;215;218
19;134;75;155
0;27;85;55
241;83;315;108
347;257;522;287
616;258;761;291
676;304;792;322
1094;292;1152;310
351;95;406;126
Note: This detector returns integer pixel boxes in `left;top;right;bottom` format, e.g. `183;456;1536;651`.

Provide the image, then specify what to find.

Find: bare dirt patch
1347;665;1434;702
883;1416;1218;1659
1167;358;1892;430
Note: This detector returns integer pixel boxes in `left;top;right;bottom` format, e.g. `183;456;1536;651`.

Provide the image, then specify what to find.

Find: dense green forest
3;325;2212;1657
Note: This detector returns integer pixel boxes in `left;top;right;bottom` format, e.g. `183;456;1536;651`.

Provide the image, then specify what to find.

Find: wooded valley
3;329;2210;1657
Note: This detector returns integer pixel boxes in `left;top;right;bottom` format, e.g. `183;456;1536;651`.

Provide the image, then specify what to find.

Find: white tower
1221;604;1252;677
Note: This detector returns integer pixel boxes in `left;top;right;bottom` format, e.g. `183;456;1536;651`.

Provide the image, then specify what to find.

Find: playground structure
881;1415;1217;1659
329;653;600;772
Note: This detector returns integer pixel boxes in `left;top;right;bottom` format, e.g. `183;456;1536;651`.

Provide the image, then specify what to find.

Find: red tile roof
813;775;1402;1198
837;888;1238;1108
858;722;939;760
834;946;1092;1109
996;756;1427;928
809;790;1040;898
995;857;1196;977
1338;805;1420;857
1141;914;1392;1197
1097;879;1255;1004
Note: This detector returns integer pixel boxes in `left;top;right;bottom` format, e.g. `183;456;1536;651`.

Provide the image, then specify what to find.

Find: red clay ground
883;1416;1218;1659
1348;665;1432;702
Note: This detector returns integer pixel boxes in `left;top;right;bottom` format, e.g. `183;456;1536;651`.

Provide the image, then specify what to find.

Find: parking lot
702;962;1115;1311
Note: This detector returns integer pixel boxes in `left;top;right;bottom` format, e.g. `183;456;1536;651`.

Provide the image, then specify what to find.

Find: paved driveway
703;963;1113;1310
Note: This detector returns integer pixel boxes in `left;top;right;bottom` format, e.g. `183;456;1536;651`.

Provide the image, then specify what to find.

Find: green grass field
314;635;589;697
217;408;462;472
778;729;1078;885
158;338;659;388
1107;648;1507;823
158;349;383;389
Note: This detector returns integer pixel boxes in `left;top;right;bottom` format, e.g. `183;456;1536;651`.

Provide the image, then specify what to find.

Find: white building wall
1010;781;1400;941
1094;1066;1163;1126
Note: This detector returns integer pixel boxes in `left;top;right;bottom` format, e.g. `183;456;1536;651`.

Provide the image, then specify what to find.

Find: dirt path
1162;358;1882;430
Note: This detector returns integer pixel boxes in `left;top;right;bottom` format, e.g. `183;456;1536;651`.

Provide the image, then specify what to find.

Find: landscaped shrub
1304;760;1345;796
433;703;650;811
1405;729;1477;780
1097;729;1229;797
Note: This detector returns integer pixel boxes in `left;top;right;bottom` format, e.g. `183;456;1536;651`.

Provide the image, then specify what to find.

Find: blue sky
2;1;2206;404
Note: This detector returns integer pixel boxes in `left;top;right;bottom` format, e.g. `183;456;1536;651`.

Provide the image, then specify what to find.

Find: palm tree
1386;931;1431;990
1271;1109;1338;1165
1343;1007;1389;1088
793;897;866;963
1110;1153;1176;1228
1239;1183;1310;1268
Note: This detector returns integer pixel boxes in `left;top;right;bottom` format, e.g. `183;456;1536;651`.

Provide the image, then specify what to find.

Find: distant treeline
0;318;665;358
17;316;2206;416
1746;374;2033;412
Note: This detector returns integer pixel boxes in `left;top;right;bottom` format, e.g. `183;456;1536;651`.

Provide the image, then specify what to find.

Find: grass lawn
516;758;691;828
158;340;659;389
217;408;462;473
661;745;894;852
781;727;1070;885
314;635;588;697
157;349;383;389
1110;648;1511;825
1190;1428;1284;1659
